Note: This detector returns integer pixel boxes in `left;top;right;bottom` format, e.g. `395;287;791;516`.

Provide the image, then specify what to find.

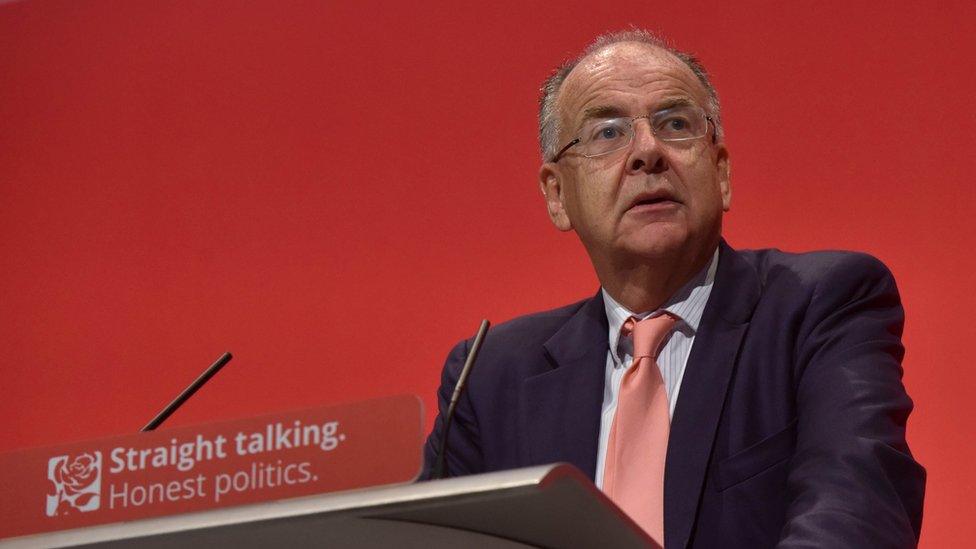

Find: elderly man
422;30;924;548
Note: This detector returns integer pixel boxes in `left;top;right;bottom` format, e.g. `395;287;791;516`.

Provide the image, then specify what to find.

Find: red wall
1;1;973;545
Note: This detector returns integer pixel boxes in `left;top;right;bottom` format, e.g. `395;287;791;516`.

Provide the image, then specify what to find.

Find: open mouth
634;197;674;207
629;191;680;211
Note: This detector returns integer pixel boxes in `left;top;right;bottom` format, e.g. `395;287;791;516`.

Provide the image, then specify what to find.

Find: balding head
538;30;721;162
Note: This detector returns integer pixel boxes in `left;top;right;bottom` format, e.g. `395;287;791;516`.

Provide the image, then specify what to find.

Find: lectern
2;464;656;548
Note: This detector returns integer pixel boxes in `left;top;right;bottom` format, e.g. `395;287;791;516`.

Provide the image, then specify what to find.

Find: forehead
558;42;708;126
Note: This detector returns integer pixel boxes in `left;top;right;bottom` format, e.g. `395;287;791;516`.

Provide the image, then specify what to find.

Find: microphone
141;351;233;431
432;319;490;480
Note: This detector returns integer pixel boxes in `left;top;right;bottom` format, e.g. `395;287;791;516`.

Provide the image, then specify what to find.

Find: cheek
567;167;618;216
675;182;726;228
679;163;725;202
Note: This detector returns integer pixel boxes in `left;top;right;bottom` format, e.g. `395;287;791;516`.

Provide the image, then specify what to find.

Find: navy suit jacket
422;242;925;548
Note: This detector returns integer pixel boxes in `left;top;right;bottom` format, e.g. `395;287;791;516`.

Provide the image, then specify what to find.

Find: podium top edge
1;463;588;548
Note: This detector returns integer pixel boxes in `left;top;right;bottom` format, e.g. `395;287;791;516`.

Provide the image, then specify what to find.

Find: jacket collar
664;240;760;548
519;291;608;478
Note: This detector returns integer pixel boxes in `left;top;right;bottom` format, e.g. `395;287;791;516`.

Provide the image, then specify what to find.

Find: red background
1;1;973;545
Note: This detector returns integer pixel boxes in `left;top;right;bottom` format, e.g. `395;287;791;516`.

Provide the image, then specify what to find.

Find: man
422;30;925;548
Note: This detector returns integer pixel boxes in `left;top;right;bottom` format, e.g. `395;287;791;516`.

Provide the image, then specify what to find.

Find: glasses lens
652;107;707;141
574;107;709;159
579;118;633;157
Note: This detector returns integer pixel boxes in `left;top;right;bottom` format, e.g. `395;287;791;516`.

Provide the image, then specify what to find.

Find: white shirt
594;248;719;489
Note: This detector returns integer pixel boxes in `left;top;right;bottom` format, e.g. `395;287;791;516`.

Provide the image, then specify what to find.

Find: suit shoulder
443;296;597;383
443;296;595;365
734;247;895;290
486;297;593;345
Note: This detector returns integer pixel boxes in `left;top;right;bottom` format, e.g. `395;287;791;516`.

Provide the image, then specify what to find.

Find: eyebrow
580;105;629;121
655;97;697;111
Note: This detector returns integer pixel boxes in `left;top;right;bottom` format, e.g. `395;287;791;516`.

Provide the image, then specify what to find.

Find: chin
627;239;687;261
626;225;689;258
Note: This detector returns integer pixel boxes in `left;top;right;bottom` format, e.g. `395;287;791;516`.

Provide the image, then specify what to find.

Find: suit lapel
520;292;608;479
665;242;760;548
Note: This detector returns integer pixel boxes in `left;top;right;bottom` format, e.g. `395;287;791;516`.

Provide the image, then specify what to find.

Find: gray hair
538;29;723;161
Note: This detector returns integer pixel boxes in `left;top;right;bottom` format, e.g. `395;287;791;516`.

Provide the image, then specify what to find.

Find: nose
625;117;668;175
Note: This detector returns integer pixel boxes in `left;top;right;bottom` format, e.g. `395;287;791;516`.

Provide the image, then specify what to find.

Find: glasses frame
549;111;717;163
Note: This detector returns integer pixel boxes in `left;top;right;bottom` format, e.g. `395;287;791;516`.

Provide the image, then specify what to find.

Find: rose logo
46;452;102;516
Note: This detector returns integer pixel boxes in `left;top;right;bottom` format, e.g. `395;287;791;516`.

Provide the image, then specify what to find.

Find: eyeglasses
550;105;715;163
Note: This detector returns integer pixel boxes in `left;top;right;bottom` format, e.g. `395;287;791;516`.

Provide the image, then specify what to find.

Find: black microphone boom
141;351;233;432
432;319;490;480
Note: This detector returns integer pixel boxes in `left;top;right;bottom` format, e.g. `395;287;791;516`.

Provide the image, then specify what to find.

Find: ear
539;162;573;231
716;144;731;211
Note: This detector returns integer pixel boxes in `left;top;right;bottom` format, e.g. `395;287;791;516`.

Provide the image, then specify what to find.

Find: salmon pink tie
603;313;677;546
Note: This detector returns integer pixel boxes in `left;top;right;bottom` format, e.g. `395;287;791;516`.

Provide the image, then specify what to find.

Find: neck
597;241;718;313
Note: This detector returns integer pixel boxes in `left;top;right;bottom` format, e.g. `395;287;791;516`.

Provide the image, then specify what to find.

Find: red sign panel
0;395;423;540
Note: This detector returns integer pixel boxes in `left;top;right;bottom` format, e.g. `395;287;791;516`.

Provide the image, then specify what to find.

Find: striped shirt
594;247;719;489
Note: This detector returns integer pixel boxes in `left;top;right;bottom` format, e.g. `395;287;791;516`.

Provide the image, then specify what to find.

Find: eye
587;120;629;142
652;106;704;140
666;117;688;131
656;114;693;133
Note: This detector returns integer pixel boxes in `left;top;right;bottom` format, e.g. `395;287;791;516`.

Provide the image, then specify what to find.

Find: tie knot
622;314;677;360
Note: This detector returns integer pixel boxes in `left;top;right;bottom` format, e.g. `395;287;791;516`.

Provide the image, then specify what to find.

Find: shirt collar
602;247;719;365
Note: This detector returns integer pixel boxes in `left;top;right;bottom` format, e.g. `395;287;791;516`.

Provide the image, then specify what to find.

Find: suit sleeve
419;337;485;480
778;254;926;548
